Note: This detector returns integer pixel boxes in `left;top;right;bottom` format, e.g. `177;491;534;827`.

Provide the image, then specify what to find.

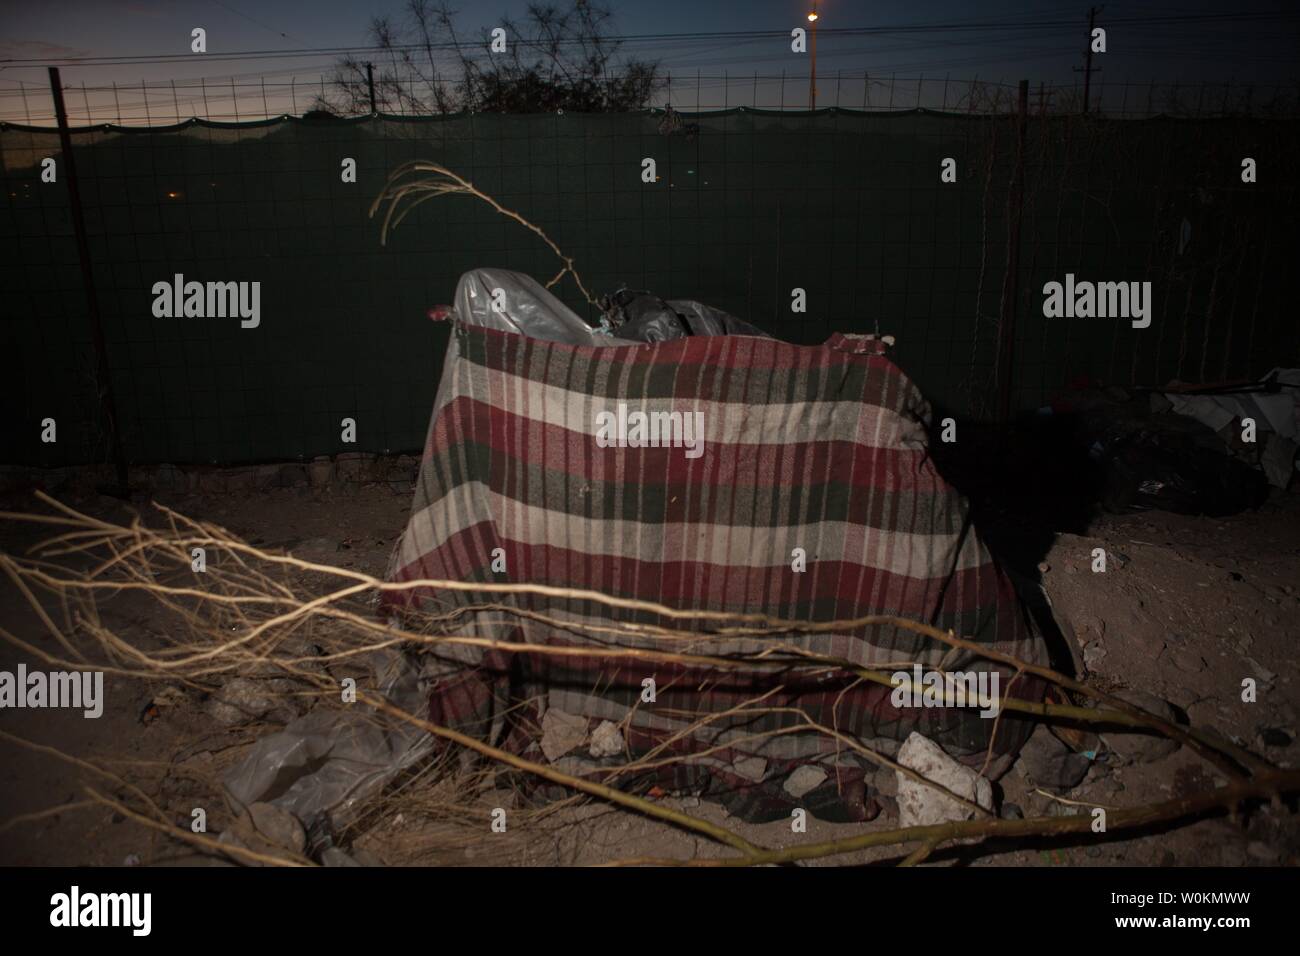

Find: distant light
808;12;818;21
166;191;181;199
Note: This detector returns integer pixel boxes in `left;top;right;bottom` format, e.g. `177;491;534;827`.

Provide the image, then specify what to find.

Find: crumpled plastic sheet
222;649;434;837
452;267;635;345
1163;367;1300;487
450;269;770;345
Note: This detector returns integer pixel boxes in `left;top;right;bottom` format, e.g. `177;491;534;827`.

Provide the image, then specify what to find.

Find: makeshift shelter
377;269;1049;822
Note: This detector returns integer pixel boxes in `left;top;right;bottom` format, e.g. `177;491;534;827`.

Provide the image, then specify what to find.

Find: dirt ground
1;471;1296;867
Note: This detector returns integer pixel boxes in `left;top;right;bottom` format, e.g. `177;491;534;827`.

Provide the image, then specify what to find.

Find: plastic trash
451;267;634;345
222;648;434;838
599;288;770;342
1100;430;1269;516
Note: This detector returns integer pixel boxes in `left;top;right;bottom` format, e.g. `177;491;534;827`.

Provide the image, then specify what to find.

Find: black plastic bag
600;288;770;342
1100;431;1269;516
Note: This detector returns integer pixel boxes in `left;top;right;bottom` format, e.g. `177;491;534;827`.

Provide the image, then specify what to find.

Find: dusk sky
1;0;1297;122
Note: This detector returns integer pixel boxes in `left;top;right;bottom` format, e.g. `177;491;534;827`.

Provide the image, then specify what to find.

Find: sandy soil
1;474;1296;867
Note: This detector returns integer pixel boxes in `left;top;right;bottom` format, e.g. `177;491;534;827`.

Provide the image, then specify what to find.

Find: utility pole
1075;5;1103;113
366;62;377;114
808;5;818;110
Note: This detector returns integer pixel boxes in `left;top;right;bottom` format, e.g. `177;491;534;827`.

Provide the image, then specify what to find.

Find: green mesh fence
2;109;1296;467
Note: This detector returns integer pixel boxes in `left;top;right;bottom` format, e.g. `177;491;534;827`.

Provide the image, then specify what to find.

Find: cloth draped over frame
383;321;1047;822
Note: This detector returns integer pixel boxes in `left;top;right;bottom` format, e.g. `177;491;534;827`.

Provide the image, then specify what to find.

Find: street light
808;5;819;110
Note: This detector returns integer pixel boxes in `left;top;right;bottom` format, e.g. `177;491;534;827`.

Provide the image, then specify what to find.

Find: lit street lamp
808;5;819;110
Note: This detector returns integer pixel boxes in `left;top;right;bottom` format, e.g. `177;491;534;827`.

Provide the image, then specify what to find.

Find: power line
207;0;300;43
3;11;1296;68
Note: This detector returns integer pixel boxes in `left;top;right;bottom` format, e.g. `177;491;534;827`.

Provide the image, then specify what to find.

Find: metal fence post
47;67;129;489
996;79;1030;422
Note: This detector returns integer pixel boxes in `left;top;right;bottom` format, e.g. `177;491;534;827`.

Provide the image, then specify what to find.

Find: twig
369;160;599;306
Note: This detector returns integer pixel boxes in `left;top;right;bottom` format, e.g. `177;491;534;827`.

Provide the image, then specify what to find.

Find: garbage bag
451;267;634;346
1099;431;1269;516
222;649;434;836
600;288;770;342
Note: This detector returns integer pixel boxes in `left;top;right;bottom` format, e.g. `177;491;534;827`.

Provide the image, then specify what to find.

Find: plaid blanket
384;321;1047;822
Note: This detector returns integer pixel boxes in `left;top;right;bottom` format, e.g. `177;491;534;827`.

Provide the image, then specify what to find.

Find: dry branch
368;160;598;306
1;493;1291;867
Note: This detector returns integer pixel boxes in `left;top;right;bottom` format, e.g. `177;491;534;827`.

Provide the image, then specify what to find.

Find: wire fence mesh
4;71;1298;125
1;75;1297;468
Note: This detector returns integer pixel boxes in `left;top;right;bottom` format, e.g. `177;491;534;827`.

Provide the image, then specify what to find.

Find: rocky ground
0;458;1296;867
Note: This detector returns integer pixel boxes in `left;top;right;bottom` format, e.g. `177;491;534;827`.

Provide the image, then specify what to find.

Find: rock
1016;724;1092;790
1074;614;1106;641
1083;642;1108;669
320;846;361;867
872;766;897;797
248;802;306;854
1242;656;1276;684
588;719;624;758
895;732;994;828
1000;802;1024;820
372;457;417;490
264;677;306;718
1171;649;1205;674
732;756;767;782
274;464;309;488
153;463;185;491
1218;843;1248;867
351;847;385;867
540;709;587;762
783;765;828;798
205;677;276;726
219;803;307;865
252;464;281;490
274;636;327;675
335;452;374;484
1247;841;1278;863
197;471;227;495
226;468;256;493
1100;690;1181;764
309;456;335;487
